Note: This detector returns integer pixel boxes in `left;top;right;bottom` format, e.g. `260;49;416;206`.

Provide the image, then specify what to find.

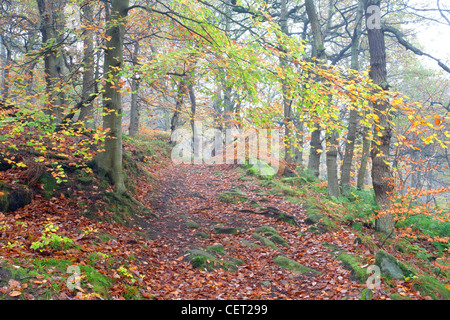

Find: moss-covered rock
186;249;219;271
252;233;281;251
255;225;278;237
185;248;243;272
375;250;414;280
273;256;320;275
225;256;245;269
214;226;238;234
245;158;276;178
217;190;247;204
195;231;209;239
206;244;226;255
0;183;32;212
185;220;200;229
240;240;259;248
270;234;290;248
304;212;323;225
337;253;367;283
38;171;58;199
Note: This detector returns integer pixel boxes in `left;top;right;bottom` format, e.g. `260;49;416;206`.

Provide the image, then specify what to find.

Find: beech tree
95;0;129;195
0;0;447;231
364;0;395;233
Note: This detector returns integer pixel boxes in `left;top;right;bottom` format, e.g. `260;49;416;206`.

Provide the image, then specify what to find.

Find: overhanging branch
382;24;450;74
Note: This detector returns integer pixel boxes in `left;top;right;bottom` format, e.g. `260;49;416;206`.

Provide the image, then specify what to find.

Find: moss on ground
336;253;367;283
413;275;450;300
273;256;320;275
252;233;281;251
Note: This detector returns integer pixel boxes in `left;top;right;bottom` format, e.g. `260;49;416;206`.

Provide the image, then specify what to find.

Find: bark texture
96;0;129;195
36;0;67;124
365;0;395;233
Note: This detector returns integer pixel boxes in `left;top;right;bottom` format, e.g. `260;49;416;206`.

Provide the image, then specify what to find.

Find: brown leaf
9;290;22;297
23;292;34;300
8;279;20;289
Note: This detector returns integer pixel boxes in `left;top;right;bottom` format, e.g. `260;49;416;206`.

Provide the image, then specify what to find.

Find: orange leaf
9;291;22;297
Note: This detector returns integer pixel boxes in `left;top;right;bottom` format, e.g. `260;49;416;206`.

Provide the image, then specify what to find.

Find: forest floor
0;133;447;300
131;161;423;300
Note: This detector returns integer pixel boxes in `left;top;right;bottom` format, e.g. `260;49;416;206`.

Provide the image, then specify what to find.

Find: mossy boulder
206;244;226;255
255;225;278;237
185;248;244;272
214;226;238;234
304;212;324;225
253;225;289;248
217;190;247;204
38;171;58;198
252;233;281;251
270;234;290;248
375;250;414;280
336;253;367;283
0;183;32;212
240;240;259;248
185;220;200;229
186;249;219;271
195;231;209;239
245;158;276;178
273;256;320;275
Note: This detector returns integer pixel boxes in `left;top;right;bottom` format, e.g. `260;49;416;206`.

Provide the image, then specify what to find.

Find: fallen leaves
0;139;437;301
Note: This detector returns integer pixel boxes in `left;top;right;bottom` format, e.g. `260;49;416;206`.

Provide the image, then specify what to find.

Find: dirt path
136;162;366;299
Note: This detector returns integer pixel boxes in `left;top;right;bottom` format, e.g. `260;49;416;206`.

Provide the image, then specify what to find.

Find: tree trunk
0;43;11;100
25;63;37;104
340;0;364;193
365;0;394;233
188;83;202;161
326;131;339;197
308;128;322;177
357;125;371;189
305;0;326;177
170;78;186;138
294;115;304;166
280;0;299;164
78;1;96;128
129;42;140;137
95;0;129;195
0;35;5;98
36;0;67;125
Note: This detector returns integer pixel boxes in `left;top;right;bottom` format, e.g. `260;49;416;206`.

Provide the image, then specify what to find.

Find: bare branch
382;24;450;74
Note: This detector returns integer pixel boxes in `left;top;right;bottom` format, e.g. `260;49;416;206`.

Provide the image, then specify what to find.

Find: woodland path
135;162;366;299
